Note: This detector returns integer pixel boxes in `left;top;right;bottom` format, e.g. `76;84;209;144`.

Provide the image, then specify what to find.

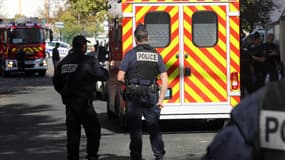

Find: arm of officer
252;56;266;63
117;52;130;83
89;57;109;81
53;63;63;94
157;72;168;108
117;70;125;83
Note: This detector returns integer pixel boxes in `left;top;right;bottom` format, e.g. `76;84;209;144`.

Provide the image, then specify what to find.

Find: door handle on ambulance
184;67;191;77
176;54;189;59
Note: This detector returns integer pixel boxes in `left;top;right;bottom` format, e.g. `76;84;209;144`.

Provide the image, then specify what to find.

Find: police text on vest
136;52;158;62
260;110;285;150
61;64;78;74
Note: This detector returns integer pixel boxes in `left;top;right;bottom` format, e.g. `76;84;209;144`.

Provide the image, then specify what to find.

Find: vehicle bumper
4;58;48;71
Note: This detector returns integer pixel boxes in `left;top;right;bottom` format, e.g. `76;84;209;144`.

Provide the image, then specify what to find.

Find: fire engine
106;0;240;123
0;18;52;76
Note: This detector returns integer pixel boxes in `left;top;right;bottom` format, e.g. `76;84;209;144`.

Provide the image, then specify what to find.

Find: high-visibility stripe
122;17;133;56
134;5;181;103
230;1;239;12
183;5;228;103
123;0;237;2
123;1;240;105
231;96;240;107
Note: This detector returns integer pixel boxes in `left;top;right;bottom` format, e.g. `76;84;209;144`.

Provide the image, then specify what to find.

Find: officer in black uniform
117;24;168;160
53;35;109;160
263;33;280;82
250;32;266;91
52;42;60;68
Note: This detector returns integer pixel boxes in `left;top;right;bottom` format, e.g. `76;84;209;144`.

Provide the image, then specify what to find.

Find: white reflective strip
260;110;285;151
123;13;133;18
228;12;240;16
61;64;78;74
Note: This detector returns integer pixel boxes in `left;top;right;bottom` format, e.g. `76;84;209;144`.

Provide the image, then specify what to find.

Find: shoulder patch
136;52;158;62
61;64;78;74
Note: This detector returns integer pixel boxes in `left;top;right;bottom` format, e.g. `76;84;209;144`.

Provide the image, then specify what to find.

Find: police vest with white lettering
126;44;159;85
259;79;285;160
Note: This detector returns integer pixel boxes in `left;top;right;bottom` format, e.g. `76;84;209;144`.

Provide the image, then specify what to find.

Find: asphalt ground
0;59;219;160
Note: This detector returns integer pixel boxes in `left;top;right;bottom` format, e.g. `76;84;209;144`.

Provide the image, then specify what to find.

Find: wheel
38;70;46;77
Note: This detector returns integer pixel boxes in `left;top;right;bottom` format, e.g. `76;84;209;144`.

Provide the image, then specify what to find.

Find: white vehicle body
45;41;71;58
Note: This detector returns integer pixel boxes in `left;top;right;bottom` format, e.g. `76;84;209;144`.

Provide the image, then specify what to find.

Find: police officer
263;33;280;82
53;35;109;160
250;32;266;91
202;80;285;159
52;42;60;68
117;24;168;160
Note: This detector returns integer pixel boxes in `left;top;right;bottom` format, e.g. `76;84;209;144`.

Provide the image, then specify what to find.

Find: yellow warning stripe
187;54;227;97
185;84;205;102
185;37;226;84
124;3;132;13
123;0;237;2
136;6;151;23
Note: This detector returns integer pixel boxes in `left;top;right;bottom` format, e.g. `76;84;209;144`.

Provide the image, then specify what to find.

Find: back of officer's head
72;35;90;53
134;24;148;43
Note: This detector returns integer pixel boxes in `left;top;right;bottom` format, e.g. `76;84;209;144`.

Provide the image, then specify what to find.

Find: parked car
45;41;71;58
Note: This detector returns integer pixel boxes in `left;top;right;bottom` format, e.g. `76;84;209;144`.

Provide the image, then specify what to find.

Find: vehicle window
145;11;170;48
60;43;67;48
192;11;218;47
9;28;45;44
48;42;55;47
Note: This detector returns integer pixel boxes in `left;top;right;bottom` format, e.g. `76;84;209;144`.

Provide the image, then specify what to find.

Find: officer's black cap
252;31;261;39
72;35;90;49
134;23;148;42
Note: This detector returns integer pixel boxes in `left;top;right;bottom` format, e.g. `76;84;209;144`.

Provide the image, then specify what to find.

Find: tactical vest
126;44;159;85
258;79;285;160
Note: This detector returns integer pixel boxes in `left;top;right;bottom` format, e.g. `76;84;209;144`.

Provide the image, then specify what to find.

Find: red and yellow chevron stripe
122;0;238;2
229;7;240;106
135;5;181;103
184;5;227;103
12;47;44;53
121;0;240;106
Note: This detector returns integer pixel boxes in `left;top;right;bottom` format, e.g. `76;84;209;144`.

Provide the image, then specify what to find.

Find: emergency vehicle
106;0;240;122
0;18;52;76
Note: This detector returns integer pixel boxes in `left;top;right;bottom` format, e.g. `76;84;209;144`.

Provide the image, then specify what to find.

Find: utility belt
126;84;158;97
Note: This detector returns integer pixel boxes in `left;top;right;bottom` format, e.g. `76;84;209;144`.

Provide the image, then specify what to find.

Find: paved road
0;60;218;160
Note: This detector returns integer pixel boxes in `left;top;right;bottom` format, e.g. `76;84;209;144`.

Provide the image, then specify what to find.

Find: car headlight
42;59;48;66
7;61;14;68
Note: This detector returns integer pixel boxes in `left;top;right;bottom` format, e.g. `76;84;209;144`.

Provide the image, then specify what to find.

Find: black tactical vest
126;44;159;85
258;79;285;160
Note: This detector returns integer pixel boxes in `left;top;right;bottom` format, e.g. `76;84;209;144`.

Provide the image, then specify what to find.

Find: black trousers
126;95;165;160
66;101;101;160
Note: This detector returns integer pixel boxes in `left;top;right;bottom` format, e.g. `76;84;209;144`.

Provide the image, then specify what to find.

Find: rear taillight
231;72;239;90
